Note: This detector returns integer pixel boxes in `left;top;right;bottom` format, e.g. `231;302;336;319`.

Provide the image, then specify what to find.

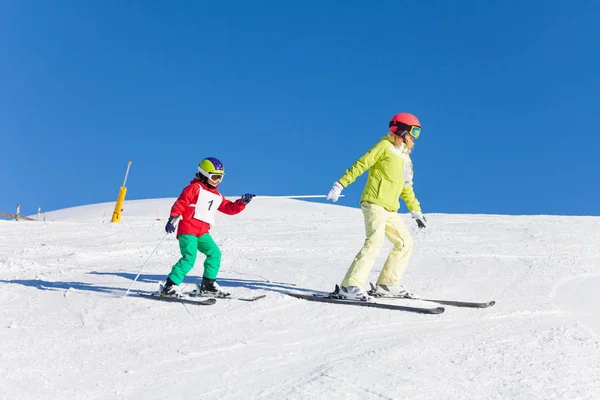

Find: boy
160;157;254;297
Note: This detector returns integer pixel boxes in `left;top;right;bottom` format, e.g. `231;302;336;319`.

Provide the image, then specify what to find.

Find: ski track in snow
1;198;599;400
551;274;600;337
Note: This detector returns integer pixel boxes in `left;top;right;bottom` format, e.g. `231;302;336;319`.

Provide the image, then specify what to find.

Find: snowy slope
0;198;599;400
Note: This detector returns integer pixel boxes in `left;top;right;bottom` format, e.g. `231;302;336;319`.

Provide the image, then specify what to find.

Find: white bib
191;185;223;225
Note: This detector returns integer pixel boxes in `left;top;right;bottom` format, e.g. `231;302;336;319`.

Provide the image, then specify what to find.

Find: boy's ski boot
193;277;230;298
158;277;182;297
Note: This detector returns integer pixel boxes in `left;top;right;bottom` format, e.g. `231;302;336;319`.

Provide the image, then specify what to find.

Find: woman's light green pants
341;201;414;288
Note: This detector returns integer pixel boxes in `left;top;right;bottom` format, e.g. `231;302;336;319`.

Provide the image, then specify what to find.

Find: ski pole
122;216;180;298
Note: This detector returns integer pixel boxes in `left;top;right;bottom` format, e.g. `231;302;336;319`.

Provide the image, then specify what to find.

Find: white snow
1;198;599;400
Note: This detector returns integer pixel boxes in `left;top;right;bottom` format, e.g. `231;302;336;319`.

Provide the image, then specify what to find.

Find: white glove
326;182;344;202
411;211;427;229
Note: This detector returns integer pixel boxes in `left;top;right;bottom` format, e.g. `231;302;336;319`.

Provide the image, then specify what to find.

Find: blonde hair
389;131;414;152
389;131;404;148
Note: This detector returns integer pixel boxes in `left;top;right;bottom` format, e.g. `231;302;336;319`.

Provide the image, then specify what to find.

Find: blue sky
2;0;599;217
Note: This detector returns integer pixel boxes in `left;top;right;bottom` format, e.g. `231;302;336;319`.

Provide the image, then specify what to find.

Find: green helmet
197;157;225;184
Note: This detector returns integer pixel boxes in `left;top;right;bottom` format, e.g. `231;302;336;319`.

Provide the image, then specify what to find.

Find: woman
326;113;427;301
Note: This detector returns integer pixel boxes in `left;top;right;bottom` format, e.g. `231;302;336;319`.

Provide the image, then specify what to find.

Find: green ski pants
167;234;222;285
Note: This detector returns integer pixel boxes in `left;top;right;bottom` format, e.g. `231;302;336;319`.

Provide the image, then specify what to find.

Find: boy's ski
414;298;495;308
138;293;217;306
226;294;267;302
285;291;444;314
186;292;267;302
368;283;495;308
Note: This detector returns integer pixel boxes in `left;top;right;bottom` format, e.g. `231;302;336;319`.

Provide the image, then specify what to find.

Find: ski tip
468;300;496;308
237;294;267;302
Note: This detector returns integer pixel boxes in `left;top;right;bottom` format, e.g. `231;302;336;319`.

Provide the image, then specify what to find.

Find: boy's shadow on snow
0;279;124;295
1;273;317;296
88;272;318;294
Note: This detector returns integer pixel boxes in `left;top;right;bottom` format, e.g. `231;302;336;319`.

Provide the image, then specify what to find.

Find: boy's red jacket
170;178;246;237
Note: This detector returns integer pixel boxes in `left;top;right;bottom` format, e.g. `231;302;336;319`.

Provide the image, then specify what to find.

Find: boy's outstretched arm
218;193;254;215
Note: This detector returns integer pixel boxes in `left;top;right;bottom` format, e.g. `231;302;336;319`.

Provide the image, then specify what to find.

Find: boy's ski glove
411;211;427;229
241;193;255;204
165;216;179;233
326;182;344;202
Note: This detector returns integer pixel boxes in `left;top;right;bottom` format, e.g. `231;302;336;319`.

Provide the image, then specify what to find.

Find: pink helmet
389;113;421;134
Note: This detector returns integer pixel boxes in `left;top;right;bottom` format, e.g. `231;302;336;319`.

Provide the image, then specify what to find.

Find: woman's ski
367;283;495;308
285;291;445;314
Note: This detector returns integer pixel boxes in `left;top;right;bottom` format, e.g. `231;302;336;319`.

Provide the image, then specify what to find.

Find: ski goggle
209;174;223;182
406;126;421;139
391;123;421;139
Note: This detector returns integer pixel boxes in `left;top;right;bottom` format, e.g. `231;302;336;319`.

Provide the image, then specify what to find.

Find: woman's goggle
392;123;421;139
209;174;224;182
406;126;421;139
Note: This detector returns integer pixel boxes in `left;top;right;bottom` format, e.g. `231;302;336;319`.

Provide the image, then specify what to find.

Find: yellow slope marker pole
111;161;132;223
